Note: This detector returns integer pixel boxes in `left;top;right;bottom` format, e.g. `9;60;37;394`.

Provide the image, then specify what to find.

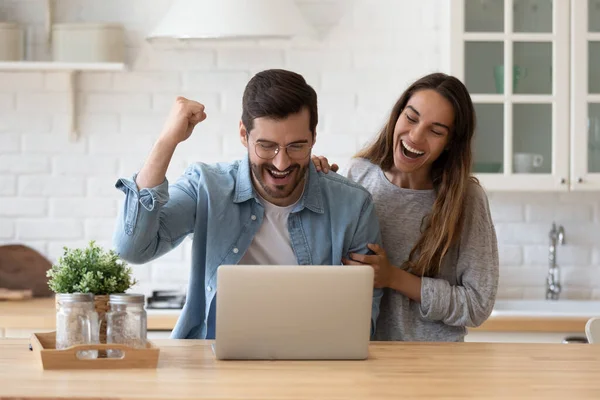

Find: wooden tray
30;331;160;370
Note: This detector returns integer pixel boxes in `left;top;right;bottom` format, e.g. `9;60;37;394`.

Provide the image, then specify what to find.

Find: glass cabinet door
451;0;569;191
572;0;600;189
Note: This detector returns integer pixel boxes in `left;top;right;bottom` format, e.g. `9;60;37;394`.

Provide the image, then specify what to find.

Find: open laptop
213;264;374;360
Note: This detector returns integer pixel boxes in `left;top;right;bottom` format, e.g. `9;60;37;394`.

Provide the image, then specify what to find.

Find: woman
314;72;499;342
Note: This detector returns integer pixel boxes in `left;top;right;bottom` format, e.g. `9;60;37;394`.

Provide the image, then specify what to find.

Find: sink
492;300;600;318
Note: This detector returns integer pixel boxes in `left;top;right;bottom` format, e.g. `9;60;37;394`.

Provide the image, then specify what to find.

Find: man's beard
250;160;308;200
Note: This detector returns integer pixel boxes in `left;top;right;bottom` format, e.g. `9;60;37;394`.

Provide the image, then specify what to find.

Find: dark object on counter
562;336;588;344
0;244;53;297
146;290;186;309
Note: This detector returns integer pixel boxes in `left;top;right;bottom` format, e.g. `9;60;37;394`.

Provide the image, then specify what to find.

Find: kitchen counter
2;298;597;335
1;339;600;399
471;300;600;333
473;316;589;332
0;298;179;331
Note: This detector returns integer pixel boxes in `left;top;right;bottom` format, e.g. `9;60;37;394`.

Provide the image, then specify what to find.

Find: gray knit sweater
341;158;499;342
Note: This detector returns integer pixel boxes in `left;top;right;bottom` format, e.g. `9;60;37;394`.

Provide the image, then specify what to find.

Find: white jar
55;293;99;359
52;23;124;63
106;293;147;359
0;22;23;61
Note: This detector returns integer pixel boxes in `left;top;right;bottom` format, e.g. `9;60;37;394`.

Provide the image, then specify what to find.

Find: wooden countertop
0;298;178;331
1;339;599;399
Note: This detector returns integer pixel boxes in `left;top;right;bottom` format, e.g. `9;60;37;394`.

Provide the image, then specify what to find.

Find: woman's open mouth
401;140;425;159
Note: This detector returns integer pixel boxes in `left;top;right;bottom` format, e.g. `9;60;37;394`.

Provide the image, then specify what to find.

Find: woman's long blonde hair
356;73;478;277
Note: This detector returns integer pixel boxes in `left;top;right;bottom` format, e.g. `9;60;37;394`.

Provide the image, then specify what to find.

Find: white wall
0;0;598;301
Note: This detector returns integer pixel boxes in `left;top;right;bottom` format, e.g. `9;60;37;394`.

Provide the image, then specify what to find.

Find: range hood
147;0;313;40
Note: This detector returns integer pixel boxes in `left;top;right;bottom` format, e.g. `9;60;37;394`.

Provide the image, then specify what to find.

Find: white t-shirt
238;195;299;265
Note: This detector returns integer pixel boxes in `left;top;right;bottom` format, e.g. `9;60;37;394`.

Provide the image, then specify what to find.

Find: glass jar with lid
106;293;147;358
55;293;99;359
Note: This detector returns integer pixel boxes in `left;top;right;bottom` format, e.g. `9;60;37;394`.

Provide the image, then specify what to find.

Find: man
113;69;383;339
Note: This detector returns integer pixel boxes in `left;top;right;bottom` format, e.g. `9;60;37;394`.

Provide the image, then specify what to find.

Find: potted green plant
46;240;137;343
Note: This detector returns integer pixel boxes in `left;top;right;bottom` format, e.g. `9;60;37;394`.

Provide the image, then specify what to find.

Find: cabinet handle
560;178;566;184
578;177;583;183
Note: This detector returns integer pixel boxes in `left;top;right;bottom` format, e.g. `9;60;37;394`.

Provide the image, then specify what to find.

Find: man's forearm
135;138;178;189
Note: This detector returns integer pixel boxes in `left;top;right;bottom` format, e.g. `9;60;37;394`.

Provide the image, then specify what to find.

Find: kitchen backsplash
0;0;598;300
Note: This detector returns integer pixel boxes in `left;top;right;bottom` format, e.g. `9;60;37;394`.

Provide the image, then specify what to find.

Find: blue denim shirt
113;155;383;339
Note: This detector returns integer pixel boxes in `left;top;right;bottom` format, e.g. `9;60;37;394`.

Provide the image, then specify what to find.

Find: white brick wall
19;176;85;197
0;93;14;111
0;133;20;153
0;0;598;300
182;71;250;93
52;156;119;175
17;220;83;240
0;113;51;131
0;176;16;196
111;72;181;93
21;134;87;154
86;176;122;198
49;199;117;219
0;72;44;91
16;93;70;113
83;93;152;113
84;218;117;240
0;219;14;239
62;114;119;136
0;155;49;173
0;199;47;217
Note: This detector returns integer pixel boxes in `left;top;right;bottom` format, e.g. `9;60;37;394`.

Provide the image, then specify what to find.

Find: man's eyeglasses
252;140;313;161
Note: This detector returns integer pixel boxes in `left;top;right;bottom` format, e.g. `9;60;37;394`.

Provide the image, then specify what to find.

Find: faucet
546;222;565;300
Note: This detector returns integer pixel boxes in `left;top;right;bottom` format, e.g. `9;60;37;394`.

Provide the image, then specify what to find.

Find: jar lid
56;293;94;303
109;293;145;305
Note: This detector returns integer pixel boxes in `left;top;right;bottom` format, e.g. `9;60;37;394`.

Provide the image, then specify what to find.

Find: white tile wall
0;0;598;300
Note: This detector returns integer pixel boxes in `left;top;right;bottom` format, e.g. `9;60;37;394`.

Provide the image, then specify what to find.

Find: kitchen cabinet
451;0;600;191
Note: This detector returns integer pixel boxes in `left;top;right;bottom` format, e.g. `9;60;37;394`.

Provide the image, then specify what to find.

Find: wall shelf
0;62;127;141
0;62;126;71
